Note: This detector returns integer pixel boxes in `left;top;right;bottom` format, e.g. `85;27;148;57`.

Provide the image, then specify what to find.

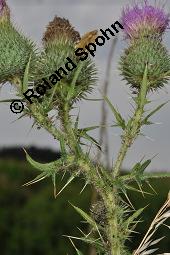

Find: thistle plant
1;0;170;255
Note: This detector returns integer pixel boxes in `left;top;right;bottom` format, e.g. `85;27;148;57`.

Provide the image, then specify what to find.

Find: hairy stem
104;191;121;255
59;103;81;155
113;65;149;178
29;103;64;141
113;106;145;178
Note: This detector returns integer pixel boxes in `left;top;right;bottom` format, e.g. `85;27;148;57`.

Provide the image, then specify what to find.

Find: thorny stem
58;102;81;155
113;65;149;178
29;103;64;141
57;101;123;255
113;106;145;178
103;191;121;255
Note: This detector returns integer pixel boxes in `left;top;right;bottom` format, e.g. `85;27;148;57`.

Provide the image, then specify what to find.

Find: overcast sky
0;0;170;171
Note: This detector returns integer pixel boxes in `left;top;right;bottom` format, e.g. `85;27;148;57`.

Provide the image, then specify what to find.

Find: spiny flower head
121;1;170;39
120;37;170;90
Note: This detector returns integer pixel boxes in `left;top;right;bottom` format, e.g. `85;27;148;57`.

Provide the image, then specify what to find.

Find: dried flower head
121;1;170;39
43;16;80;46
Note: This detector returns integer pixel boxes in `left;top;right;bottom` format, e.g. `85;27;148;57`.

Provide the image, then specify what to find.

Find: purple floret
121;0;170;39
0;0;5;13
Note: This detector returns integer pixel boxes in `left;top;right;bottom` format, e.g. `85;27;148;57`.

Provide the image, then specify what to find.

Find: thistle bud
33;16;96;108
0;1;36;85
119;37;170;90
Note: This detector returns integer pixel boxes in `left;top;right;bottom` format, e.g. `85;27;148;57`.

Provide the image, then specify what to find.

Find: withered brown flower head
42;16;80;45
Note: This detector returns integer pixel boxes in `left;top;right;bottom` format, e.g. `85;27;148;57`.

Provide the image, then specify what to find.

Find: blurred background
0;0;170;254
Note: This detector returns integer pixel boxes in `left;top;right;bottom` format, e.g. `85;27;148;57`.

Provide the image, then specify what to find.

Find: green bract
120;37;170;90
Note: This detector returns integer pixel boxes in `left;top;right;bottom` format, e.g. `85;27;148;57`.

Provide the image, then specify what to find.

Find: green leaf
131;159;151;176
22;54;32;93
79;125;101;132
70;203;98;229
139;159;151;174
74;112;80;130
131;162;141;175
142;172;170;180
125;184;150;195
142;101;169;125
24;149;58;173
125;207;146;229
67;61;84;101
22;172;48;186
103;95;126;129
81;133;101;150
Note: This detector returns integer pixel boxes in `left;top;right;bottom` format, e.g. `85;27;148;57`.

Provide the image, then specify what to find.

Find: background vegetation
0;147;169;255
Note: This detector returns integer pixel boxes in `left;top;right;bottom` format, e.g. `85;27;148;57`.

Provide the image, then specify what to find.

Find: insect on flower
75;30;98;49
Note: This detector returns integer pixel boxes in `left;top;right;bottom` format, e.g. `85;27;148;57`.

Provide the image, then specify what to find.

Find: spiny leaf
142;172;170;180
70;203;99;230
67;61;84;101
131;162;141;175
139;160;151;174
125;207;146;230
74;111;80;130
23;149;58;173
56;173;79;197
79;125;101;133
64;234;103;250
22;172;48;186
142;101;168;126
81;133;101;150
103;95;126;129
125;184;151;195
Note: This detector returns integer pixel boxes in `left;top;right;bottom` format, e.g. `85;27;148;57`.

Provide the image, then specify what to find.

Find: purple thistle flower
0;0;10;21
0;0;5;13
121;1;170;39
